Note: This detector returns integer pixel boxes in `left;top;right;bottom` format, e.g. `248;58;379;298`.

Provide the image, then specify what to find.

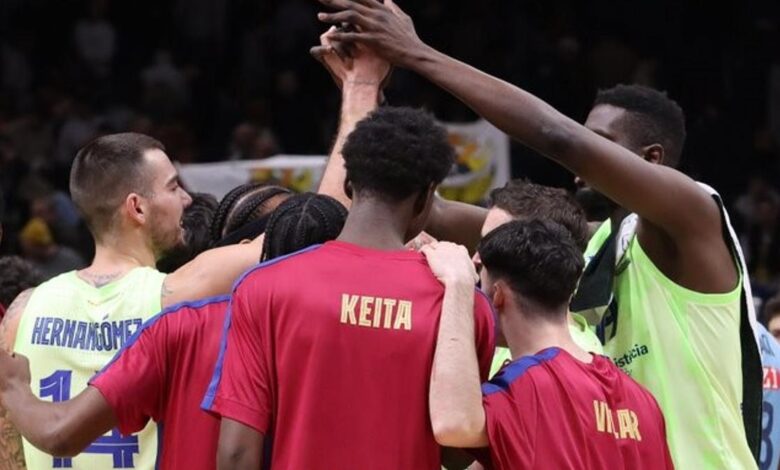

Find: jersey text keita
340;294;413;330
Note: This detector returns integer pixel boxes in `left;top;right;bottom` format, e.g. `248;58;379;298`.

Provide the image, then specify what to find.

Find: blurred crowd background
1;0;780;297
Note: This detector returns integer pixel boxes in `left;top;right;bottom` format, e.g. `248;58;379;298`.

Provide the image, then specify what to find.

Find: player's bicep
163;240;263;308
565;132;721;238
56;387;118;455
217;418;264;470
0;289;33;353
425;198;487;254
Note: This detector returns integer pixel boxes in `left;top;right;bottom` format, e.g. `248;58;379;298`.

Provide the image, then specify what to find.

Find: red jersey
481;348;673;470
89;296;230;470
202;241;495;470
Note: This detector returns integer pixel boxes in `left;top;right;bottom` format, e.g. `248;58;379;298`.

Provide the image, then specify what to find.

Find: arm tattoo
0;407;25;470
0;290;29;469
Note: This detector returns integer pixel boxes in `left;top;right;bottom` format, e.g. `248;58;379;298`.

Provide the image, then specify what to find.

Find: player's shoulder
136;294;231;340
234;244;325;289
482;347;561;397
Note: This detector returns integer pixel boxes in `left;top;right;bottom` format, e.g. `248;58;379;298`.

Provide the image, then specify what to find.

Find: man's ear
343;179;354;201
642;143;665;165
492;281;507;311
124;193;146;225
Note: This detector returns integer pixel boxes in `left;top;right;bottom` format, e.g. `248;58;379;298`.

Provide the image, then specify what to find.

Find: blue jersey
760;323;780;470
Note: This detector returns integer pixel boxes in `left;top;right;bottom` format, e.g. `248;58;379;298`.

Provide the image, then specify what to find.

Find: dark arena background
2;1;780;470
0;0;779;299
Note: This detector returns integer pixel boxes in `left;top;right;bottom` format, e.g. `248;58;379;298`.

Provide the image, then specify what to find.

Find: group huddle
0;1;769;469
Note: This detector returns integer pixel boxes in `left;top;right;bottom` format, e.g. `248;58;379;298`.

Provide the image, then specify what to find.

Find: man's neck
503;310;592;363
337;198;412;251
84;236;157;278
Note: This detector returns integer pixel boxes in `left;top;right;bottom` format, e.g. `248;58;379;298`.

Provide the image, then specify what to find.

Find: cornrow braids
224;186;290;235
210;183;292;246
210;183;264;244
261;193;348;262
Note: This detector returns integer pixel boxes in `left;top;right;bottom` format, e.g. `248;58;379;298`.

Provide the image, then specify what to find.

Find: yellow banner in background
178;119;510;204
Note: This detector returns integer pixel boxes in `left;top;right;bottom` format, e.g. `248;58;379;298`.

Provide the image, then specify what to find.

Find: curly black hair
478;219;585;312
489;179;588;252
342;106;455;201
261;192;347;262
0;256;43;309
210;183;292;246
594;84;686;167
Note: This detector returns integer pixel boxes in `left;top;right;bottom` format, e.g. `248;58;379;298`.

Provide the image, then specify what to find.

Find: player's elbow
217;443;260;470
44;428;85;458
431;411;486;448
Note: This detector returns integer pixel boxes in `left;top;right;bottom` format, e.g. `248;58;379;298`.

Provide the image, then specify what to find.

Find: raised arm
422;242;487;448
318;0;726;266
0;351;116;458
314;27;391;207
161;235;264;308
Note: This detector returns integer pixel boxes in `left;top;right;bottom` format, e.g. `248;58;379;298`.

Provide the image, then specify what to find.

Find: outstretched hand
310;25;392;90
317;0;425;68
421;242;479;286
0;349;30;401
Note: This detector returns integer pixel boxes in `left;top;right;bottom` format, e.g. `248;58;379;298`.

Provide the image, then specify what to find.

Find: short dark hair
765;296;780;325
156;193;219;273
0;256;43;308
70;133;165;239
489;180;589;252
210;183;292;245
262;193;347;261
342;107;455;201
478;219;584;312
594;84;686;167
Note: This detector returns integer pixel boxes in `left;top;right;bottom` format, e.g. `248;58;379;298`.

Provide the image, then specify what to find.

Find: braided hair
261;193;348;261
210;183;292;246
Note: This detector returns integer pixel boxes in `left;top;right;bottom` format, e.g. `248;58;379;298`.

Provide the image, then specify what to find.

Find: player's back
15;267;165;470
91;297;229;470
481;348;673;470
205;241;494;469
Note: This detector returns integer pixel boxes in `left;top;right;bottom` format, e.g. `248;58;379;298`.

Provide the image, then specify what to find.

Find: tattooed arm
0;289;32;470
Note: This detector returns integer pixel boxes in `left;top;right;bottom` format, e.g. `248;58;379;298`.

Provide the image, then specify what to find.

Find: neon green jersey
580;220;757;470
14;268;166;470
489;313;604;378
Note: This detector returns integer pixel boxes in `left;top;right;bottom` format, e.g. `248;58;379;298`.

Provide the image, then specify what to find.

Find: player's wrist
441;276;476;290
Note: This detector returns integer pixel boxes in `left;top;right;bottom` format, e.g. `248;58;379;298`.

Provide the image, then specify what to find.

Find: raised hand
310;25;392;90
317;0;425;68
421;242;479;286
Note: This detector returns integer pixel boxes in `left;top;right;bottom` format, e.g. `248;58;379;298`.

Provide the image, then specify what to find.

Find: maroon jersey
90;296;229;470
203;242;495;469
481;348;674;470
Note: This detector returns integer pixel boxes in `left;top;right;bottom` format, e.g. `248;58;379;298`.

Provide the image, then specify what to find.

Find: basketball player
316;1;761;466
0;193;348;470
425;222;673;469
205;106;495;469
